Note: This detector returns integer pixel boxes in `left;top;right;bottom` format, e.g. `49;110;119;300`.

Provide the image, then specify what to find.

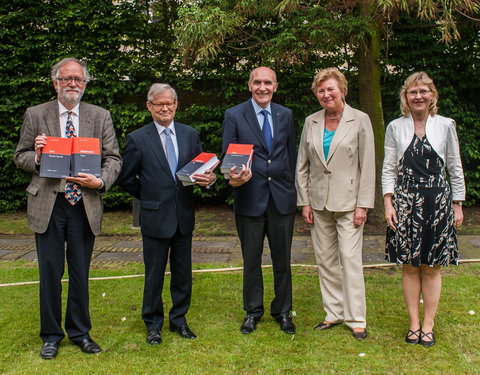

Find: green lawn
0;262;479;374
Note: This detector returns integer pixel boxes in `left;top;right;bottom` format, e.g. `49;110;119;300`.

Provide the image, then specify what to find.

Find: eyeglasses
57;77;87;85
407;89;431;97
149;101;176;110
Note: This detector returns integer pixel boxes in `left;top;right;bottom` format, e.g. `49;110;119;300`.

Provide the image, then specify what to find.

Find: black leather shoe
146;329;162;345
275;313;295;334
314;321;340;330
40;342;58;359
240;315;259;334
352;329;367;341
170;324;197;339
74;337;102;354
419;330;435;348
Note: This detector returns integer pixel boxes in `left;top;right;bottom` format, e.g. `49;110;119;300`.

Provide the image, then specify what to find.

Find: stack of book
220;143;254;179
176;152;220;186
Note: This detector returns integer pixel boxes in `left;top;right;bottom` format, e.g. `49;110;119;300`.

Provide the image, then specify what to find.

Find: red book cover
220;144;254;174
71;137;101;177
176;152;220;183
39;137;72;178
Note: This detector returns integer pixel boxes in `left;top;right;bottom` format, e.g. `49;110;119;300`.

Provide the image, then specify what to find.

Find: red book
220;144;254;174
71;137;101;177
39;137;72;178
176;152;220;184
39;136;101;178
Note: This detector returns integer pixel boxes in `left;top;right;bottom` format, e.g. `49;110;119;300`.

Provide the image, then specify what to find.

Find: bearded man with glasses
13;57;122;359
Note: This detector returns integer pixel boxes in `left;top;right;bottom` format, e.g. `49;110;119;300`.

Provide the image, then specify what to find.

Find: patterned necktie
260;110;272;152
64;111;82;205
164;127;177;179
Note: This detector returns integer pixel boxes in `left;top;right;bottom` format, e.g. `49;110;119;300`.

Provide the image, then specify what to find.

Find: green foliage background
1;1;479;211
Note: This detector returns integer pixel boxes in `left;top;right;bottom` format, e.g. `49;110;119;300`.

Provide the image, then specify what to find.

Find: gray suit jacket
13;100;122;235
296;103;375;212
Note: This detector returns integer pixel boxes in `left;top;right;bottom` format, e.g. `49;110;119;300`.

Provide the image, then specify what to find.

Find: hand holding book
34;133;47;163
228;164;252;187
65;173;103;189
192;169;216;187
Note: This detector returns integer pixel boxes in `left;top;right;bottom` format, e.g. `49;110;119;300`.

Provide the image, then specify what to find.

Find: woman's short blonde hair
400;71;438;116
311;67;348;97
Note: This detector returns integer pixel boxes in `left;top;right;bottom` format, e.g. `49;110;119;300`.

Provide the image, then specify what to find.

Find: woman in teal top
296;68;376;341
323;128;335;160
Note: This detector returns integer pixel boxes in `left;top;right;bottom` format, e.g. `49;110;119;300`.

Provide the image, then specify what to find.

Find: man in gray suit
13;57;122;359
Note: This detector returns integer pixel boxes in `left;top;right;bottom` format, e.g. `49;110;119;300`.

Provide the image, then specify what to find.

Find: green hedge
1;3;478;211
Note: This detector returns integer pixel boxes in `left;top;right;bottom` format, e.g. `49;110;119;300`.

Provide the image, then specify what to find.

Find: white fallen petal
292;310;297;317
469;310;475;315
102;293;106;297
419;299;424;304
121;317;126;321
358;353;366;357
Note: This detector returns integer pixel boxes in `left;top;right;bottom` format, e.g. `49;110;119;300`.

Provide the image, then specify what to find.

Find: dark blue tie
164;128;177;178
260;109;272;152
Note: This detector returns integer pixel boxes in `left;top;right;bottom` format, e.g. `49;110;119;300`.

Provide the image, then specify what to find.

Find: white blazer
381;114;465;201
296;104;376;212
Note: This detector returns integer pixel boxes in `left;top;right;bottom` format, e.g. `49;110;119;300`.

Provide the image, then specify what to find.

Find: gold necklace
326;111;343;120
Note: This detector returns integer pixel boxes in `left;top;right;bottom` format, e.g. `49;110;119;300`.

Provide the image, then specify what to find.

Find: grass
0;262;479;374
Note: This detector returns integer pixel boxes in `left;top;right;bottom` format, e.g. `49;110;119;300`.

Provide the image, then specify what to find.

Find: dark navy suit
117;121;202;330
222;100;296;318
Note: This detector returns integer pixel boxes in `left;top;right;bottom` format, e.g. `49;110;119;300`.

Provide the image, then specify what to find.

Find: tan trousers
311;209;366;329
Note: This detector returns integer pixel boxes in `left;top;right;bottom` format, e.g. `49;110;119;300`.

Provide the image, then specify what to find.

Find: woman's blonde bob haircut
311;67;348;97
400;71;438;117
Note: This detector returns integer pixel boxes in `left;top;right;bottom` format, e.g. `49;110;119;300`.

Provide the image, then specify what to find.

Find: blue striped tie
164;127;177;178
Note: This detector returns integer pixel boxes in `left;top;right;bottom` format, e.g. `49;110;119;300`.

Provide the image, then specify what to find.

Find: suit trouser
311;209;366;329
35;195;95;343
235;198;294;318
141;229;192;331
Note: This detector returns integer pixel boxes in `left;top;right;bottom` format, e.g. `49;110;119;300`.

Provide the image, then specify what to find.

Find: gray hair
50;57;90;83
147;83;178;102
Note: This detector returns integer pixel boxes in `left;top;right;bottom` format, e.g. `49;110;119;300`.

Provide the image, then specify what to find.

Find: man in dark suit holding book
117;83;215;345
14;57;122;359
222;67;297;334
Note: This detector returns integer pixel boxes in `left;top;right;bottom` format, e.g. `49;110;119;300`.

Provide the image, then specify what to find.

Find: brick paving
1;234;479;265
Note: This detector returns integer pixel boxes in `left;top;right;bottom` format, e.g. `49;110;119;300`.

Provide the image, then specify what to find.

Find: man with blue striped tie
117;83;215;346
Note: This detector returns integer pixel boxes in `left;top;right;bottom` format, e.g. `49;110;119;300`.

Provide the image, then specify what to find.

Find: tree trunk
357;9;385;225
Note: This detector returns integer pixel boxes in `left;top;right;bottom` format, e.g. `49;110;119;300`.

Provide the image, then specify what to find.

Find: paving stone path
1;235;479;265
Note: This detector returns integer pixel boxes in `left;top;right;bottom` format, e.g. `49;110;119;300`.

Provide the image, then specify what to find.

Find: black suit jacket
117;121;202;238
222;100;297;216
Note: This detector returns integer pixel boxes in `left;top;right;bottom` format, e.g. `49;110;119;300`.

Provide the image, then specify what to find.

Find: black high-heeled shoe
419;330;435;347
405;328;421;344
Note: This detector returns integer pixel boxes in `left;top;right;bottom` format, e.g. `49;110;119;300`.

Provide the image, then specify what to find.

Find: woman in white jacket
382;72;465;347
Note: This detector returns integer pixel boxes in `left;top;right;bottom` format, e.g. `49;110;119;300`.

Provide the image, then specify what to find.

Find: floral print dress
386;135;458;266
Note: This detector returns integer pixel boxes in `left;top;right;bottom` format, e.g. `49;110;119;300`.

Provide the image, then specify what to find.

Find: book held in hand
176;152;220;186
39;136;101;178
39;137;72;178
71;137;101;177
220;143;254;176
